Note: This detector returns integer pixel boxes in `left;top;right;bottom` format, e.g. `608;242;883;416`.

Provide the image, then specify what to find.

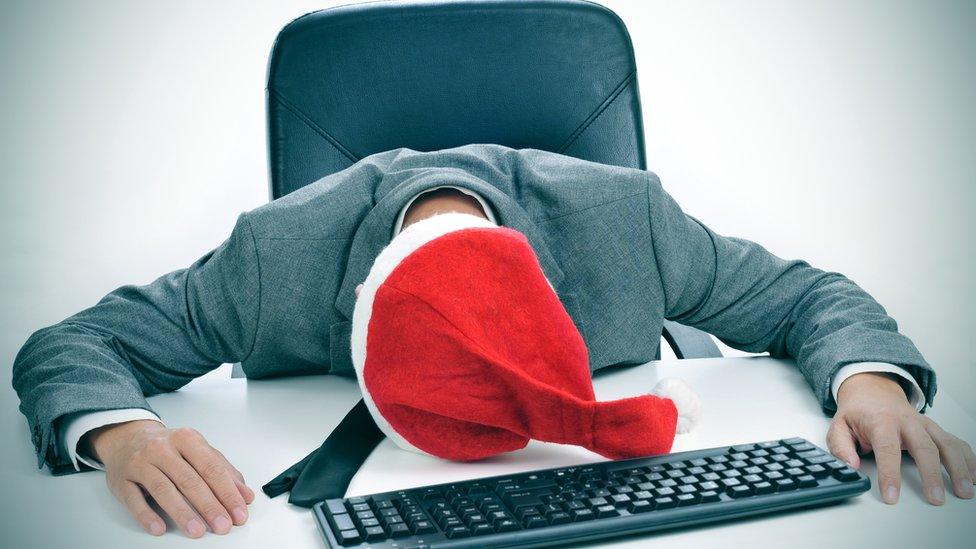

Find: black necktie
262;399;385;508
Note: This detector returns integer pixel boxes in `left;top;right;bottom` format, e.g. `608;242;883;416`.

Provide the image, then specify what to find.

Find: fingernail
213;515;232;533
232;506;248;524
149;520;165;536
957;481;974;499
186;517;206;538
883;485;899;504
929;486;945;504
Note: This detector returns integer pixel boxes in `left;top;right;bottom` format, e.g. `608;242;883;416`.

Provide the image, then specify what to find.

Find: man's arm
642;170;974;504
642;172;933;412
11;212;260;535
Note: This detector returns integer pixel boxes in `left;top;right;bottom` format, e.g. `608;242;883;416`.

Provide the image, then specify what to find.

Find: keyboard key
732;444;756;452
700;490;721;503
654;497;677;509
833;467;860;482
363;525;386;542
548;511;572;524
446;525;470;538
775;478;798;492
471;522;494;536
753;481;775;494
782;437;806;445
588;497;609;507
495;519;521;532
595;504;619;518
628;500;654;513
326;500;347;515
571;509;595;522
797;475;818;488
412;520;436;534
330;512;356;532
335;528;362;546
611;494;632;506
523;515;548;528
807;464;829;478
676;493;699;506
388;523;411;538
728;485;753;498
719;478;740;488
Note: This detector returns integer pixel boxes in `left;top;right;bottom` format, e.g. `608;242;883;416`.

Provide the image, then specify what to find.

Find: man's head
349;212;700;461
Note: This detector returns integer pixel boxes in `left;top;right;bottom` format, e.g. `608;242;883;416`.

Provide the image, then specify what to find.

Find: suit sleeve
11;212;261;473
643;172;936;415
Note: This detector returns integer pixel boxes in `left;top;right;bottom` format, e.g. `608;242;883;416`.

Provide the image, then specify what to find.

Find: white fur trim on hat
651;377;702;434
351;212;500;455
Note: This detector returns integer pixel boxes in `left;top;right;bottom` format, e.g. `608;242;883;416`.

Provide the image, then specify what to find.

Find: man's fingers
212;447;255;503
178;435;249;526
137;465;208;538
157;455;234;534
826;417;861;469
868;424;903;504
901;423;946;505
236;478;256;504
924;421;975;499
115;480;166;536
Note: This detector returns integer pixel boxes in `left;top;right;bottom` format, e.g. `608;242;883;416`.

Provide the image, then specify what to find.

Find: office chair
263;0;722;361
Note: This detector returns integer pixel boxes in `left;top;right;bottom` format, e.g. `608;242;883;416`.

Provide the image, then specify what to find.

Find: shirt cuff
831;362;925;412
392;185;498;238
59;408;165;472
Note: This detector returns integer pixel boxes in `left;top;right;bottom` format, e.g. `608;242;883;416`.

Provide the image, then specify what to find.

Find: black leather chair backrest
266;0;646;199
261;0;722;361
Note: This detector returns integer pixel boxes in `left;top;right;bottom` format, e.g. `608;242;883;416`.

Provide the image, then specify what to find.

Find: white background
1;0;973;421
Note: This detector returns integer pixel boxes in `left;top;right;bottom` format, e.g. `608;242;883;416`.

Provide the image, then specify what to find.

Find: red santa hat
351;212;701;461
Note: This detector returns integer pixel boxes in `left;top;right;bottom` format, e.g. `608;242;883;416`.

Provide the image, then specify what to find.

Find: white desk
3;356;973;548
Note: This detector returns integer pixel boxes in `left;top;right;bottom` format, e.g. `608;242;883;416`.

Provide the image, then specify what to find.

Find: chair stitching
268;87;360;163
556;70;637;154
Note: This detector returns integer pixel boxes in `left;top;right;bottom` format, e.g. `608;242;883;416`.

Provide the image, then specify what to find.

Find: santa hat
351;212;701;461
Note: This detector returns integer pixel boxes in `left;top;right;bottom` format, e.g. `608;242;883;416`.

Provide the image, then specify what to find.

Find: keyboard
313;437;869;548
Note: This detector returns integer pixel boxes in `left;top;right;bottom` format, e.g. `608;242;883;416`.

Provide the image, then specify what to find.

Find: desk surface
2;356;973;548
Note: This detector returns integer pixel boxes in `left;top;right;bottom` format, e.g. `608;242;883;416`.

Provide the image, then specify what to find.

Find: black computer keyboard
313;437;869;548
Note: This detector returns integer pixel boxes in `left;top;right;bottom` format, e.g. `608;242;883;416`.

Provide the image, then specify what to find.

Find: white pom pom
651;378;702;434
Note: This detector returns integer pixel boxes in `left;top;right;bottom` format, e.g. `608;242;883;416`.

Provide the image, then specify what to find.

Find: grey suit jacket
12;144;936;473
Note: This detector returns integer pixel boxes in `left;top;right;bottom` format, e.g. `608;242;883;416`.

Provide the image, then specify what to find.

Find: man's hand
86;420;255;537
827;372;975;505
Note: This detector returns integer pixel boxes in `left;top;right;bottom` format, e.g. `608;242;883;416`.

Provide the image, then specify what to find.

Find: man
12;144;975;538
